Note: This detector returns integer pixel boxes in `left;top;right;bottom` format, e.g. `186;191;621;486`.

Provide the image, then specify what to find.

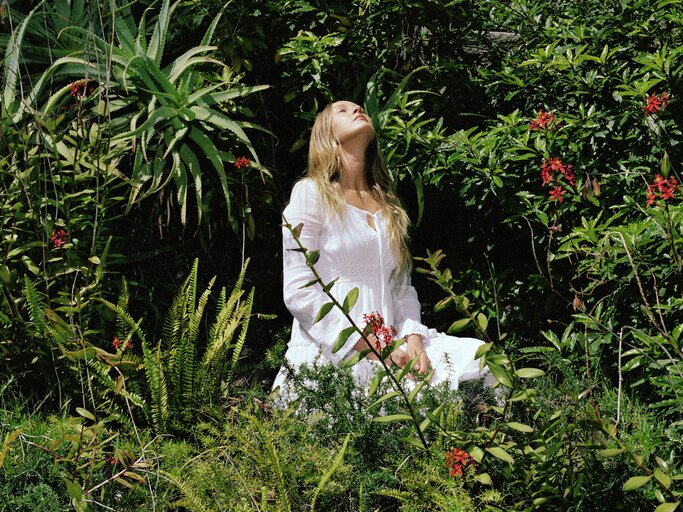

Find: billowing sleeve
282;179;354;363
391;270;430;342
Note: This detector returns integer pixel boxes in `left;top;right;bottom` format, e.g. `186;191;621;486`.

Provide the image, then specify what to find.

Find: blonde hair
306;102;412;272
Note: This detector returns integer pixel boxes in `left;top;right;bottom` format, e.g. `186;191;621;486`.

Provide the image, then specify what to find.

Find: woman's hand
352;335;410;367
405;334;431;377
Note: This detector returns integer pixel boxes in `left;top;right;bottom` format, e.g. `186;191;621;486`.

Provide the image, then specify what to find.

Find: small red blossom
643;92;670;117
105;454;117;465
529;109;557;131
540;157;576;196
234;156;251;169
549;186;566;202
69;79;97;99
112;336;132;351
50;228;68;248
646;174;678;206
362;311;397;350
445;448;472;477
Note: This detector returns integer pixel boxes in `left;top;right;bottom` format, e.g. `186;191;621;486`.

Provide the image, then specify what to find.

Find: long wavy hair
305;102;411;272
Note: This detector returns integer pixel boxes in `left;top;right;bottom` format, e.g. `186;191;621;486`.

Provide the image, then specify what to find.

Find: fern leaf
189;277;215;343
228;287;254;383
22;276;48;334
141;341;168;432
97;298;148;346
310;434;350;512
161;470;216;512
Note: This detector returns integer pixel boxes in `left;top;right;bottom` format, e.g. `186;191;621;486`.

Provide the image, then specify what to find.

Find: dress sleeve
282;179;355;363
391;270;430;342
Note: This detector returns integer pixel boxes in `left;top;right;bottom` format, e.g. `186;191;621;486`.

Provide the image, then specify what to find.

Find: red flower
234;156;251;169
69;79;97;99
549;186;566;202
112;336;131;351
643;92;671;116
50;228;68;248
445;448;472;477
645;175;678;206
540;157;575;192
362;311;397;350
529;109;556;131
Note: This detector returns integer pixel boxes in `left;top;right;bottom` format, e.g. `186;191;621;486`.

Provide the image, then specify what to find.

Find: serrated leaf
447;318;470;334
372;414;413;424
313;301;334;324
623;475;652;490
515;367;545;378
506;422;534;433
332;326;356;353
342;287;359;313
486;446;514;464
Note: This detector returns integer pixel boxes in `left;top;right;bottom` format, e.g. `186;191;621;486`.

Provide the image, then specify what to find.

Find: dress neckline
346;202;381;216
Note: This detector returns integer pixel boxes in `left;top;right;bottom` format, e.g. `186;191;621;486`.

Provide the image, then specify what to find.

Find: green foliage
102;258;255;434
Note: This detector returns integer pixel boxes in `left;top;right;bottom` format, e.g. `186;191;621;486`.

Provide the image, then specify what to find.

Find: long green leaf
2;1;45;114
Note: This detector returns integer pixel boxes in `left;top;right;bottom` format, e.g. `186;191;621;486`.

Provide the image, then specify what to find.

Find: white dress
272;178;487;397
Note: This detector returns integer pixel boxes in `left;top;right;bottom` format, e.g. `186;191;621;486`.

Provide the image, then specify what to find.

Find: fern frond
161;470;216;512
22;276;48;334
216;286;226;312
187;258;199;316
97;298;148;346
115;278;130;339
310;434;350;512
228;287;254;383
141;341;168;432
222;258;249;318
189;276;215;343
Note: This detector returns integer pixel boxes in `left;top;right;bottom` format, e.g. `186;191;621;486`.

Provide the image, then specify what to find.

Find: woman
272;100;489;399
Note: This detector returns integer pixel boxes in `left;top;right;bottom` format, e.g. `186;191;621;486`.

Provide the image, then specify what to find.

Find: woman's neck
339;145;369;191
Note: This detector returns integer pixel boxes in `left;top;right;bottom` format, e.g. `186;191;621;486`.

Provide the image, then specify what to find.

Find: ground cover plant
1;0;682;510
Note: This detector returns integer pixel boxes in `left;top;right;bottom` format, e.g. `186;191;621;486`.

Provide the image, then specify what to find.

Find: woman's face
330;101;374;147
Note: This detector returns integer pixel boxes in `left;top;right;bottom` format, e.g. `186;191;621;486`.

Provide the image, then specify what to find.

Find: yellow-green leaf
474;342;493;359
655;469;672;489
75;407;95;421
654;503;680;512
474;472;492;485
477;312;488;331
372;414;413;424
342;287;359;313
515;367;545;378
598;448;625;457
506;422;534;433
447;318;470;334
486;446;514;464
623;475;652;491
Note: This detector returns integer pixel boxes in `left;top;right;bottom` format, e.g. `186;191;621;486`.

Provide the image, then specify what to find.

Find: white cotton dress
272;178;487;398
